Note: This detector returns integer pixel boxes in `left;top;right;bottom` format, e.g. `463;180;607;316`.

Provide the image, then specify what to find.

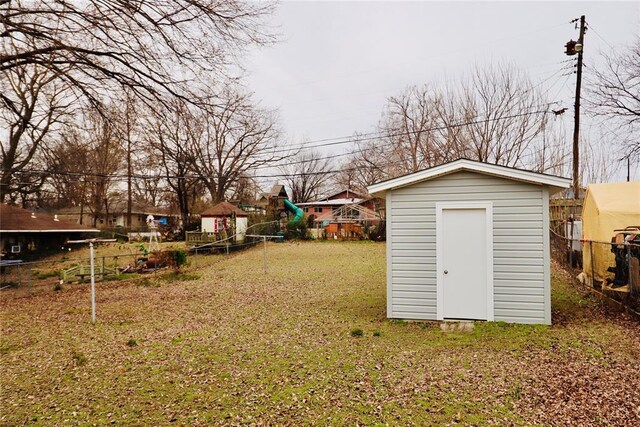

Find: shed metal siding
388;171;546;323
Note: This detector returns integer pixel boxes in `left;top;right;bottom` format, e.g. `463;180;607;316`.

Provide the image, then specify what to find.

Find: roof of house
323;188;366;200
269;184;288;198
297;198;364;207
58;201;173;216
201;201;248;217
1;204;100;233
367;158;571;196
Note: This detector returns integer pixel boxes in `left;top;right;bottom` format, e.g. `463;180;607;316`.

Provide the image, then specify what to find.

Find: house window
314;207;323;213
99;219;104;224
304;207;309;213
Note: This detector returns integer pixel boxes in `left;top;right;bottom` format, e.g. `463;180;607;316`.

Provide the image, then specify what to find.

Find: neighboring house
297;189;366;218
253;184;289;216
57;201;178;229
1;204;99;259
297;189;383;238
368;158;571;325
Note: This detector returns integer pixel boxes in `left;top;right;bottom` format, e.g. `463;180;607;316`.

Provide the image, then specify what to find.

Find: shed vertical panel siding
389;171;546;323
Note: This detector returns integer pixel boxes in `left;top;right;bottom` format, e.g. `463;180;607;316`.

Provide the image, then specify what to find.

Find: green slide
283;199;304;226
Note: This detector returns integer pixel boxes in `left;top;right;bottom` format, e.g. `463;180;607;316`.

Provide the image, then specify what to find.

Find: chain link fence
550;228;640;312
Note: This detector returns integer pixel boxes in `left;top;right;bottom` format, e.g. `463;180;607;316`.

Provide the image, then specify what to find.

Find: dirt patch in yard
1;242;639;426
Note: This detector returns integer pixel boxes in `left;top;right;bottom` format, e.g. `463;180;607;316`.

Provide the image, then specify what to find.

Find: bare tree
84;111;125;227
190;87;285;203
132;154;165;208
115;92;142;227
589;38;640;156
0;63;73;201
280;150;334;203
145;101;202;226
530;122;570;176
458;64;549;167
335;133;389;193
368;64;553;179
45;130;92;210
379;85;454;174
1;0;276;109
229;174;261;204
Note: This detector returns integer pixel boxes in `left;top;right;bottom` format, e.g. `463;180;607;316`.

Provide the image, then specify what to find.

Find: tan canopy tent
582;182;640;285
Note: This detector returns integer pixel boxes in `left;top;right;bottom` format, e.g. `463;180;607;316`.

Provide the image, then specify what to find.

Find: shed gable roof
201;201;248;217
367;159;571;196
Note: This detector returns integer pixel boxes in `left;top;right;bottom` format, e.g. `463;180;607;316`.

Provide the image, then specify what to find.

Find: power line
585;21;614;50
268;104;558;155
10;108;556;182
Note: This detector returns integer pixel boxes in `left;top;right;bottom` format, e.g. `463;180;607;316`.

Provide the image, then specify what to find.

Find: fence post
263;236;268;273
90;242;96;324
194;248;197;268
27;266;32;294
589;241;596;289
101;256;105;282
627;243;632;297
569;219;575;269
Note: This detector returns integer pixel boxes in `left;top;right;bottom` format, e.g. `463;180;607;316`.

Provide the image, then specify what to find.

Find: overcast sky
243;1;640;184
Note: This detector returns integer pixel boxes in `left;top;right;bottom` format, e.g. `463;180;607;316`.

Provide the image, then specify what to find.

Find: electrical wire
6;108;556;183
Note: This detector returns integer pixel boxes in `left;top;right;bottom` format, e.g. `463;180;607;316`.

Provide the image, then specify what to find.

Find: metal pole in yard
263;236;267;273
101;256;105;282
90;242;96;324
18;263;22;287
27;266;32;294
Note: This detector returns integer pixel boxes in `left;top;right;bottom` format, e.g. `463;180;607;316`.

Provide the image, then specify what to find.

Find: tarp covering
582;182;640;284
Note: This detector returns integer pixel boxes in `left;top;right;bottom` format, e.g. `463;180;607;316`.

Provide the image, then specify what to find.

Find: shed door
439;206;491;320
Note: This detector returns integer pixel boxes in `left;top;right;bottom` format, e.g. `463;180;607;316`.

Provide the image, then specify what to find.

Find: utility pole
564;16;586;268
566;15;586;200
125;98;133;229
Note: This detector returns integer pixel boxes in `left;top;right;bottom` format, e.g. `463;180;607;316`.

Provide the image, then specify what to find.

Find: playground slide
283;199;305;226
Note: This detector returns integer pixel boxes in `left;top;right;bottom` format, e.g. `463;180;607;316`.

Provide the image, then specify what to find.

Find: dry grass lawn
1;241;639;426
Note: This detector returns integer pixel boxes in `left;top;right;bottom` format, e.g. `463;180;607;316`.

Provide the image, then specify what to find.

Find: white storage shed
201;202;249;242
368;159;571;325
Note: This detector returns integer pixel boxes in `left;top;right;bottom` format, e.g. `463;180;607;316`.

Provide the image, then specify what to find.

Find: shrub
71;349;87;366
152;250;188;271
373;331;381;337
53;282;63;292
126;339;138;347
285;220;311;240
351;328;364;337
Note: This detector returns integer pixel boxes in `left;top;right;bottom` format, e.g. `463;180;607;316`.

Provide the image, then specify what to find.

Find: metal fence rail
549;229;640;313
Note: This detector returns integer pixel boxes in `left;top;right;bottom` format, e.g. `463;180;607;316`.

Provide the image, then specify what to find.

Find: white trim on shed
368;158;570;197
